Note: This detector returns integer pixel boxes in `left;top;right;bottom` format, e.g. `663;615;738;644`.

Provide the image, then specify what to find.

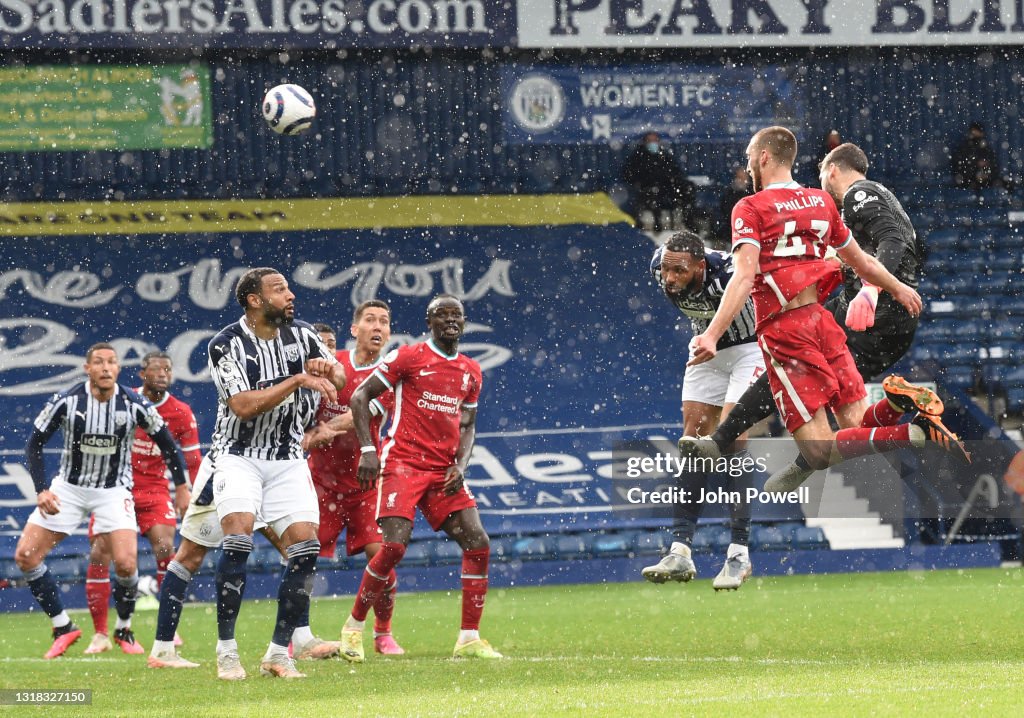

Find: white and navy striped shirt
651;247;758;349
32;381;166;489
208;317;334;460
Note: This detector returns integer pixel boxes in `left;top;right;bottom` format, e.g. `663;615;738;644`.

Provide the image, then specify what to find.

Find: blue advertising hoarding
0;195;691;536
501;64;801;145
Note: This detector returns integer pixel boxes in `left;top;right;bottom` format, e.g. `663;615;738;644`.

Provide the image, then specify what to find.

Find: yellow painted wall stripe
0;193;633;237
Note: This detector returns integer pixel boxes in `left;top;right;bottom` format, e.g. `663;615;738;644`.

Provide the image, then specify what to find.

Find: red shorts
86;490;174;538
133;491;177;536
758;303;866;433
376;464;477;531
315;483;383;558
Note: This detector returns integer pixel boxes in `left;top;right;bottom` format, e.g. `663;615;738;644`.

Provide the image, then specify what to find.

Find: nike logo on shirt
419;370;437;376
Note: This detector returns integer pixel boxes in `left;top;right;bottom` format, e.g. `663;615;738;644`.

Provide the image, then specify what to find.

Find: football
261;83;316;135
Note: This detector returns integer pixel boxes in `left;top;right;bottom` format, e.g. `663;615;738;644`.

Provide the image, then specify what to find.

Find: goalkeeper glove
846;284;878;331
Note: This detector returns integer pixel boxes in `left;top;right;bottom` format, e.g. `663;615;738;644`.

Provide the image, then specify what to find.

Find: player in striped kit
642;231;764;591
14;343;188;659
84;350;202;655
205;267;345;680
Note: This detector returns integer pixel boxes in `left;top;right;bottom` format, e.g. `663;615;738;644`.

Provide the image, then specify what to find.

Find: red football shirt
308;349;393;493
375;340;482;472
131;390;201;491
731;181;850;327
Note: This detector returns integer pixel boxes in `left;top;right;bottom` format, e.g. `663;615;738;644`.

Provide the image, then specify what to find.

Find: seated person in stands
622;132;696;231
951;122;1009;191
713;166;751;247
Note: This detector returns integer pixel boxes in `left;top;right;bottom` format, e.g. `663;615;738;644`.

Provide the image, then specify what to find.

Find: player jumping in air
339;294;502;661
687;127;968;496
642;230;763;590
680;142;944;476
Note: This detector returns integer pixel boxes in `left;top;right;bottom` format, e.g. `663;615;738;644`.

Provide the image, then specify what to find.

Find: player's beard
264;304;294;327
750;165;764;193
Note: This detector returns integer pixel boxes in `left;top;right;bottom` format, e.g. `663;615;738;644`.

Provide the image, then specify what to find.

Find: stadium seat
47;557;84;581
0;559;21;582
137;551;157;575
1007;387;1024;415
926;228;960;249
490;536;517;562
1002;366;1024;388
433;540;463;565
752;525;789;551
512;537;550;561
401;541;433;567
632;531;670;556
553;534;589;560
591;532;632;558
794;526;829;550
692;524;731;553
939;365;976;391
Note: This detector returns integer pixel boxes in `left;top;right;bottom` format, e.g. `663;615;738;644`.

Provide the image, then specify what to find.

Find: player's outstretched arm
838;239;922;317
688;243;757;366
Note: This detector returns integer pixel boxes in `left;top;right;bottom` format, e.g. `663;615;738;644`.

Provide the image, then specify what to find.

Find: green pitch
1;569;1022;717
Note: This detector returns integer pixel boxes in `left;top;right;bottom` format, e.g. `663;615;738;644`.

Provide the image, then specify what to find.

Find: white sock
908;424;925;448
727;543;749;559
292;626;314;645
345;616;365;631
669;542;692;557
458;629;480;644
51;611;71;629
151;639;174;656
115;617;131;630
216;639;238;655
264;642;289;661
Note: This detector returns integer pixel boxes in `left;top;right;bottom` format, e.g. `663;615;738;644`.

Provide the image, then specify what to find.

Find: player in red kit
305;304;404;656
339;294;502;661
84;351;201;655
689;126;968;493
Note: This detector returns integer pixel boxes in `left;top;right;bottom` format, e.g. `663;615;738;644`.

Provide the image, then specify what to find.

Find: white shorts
27;479;137;536
181;454;270;547
682;341;765;407
213;454;318;537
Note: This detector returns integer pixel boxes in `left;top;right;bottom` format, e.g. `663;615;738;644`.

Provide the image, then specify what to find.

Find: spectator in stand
622;132;696;232
713;166;751;247
951;122;1005;191
822;129;842;158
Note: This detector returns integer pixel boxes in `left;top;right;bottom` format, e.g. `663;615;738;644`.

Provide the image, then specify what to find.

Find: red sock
155;557;171;589
460;548;490;631
860;398;905;427
836;425;913;460
373;570;397;634
85;563;110;635
351;543;405;622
